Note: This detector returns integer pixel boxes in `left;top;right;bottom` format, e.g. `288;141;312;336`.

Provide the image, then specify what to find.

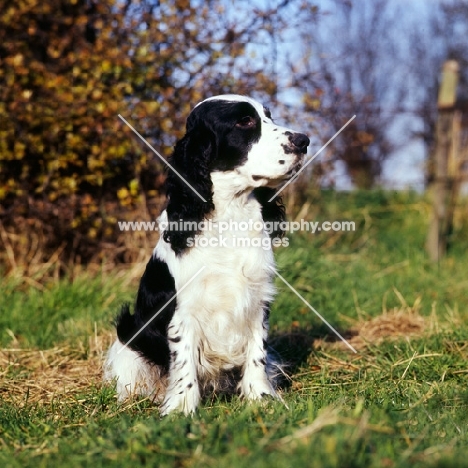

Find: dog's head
164;95;310;253
192;94;309;188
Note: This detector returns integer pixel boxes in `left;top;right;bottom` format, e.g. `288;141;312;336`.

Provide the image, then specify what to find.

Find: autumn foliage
0;0;281;269
3;0;445;273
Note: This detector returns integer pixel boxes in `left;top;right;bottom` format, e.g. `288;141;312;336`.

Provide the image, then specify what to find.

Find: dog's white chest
161;196;276;366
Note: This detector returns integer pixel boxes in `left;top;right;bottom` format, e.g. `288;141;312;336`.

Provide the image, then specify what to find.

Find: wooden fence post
426;60;459;262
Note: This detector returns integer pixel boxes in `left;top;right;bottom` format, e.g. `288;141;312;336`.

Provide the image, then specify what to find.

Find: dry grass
316;307;427;352
0;305;438;407
0;198;162;286
281;301;454;394
311;289;450;354
0;332;115;406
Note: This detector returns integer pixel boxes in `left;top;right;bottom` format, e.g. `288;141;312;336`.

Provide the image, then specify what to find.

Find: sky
302;1;429;189
156;0;461;191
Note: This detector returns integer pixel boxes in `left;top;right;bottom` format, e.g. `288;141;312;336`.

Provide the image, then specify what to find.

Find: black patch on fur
262;303;271;354
116;255;175;371
263;302;271;320
253;188;286;240
163;100;262;254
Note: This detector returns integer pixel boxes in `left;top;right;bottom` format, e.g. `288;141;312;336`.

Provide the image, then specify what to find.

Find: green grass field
1;190;467;467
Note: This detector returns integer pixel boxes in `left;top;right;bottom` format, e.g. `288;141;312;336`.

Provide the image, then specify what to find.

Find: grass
1;190;467;467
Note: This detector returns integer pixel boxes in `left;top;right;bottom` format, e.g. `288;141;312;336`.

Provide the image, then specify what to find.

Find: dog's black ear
163;111;216;254
253;187;286;239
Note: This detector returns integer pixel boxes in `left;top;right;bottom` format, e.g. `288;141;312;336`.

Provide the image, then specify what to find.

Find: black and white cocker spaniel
104;94;309;415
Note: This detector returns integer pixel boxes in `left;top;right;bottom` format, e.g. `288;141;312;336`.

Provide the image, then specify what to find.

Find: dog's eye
236;116;256;129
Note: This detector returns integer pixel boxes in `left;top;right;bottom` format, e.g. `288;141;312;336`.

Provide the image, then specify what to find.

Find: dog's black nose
289;133;310;153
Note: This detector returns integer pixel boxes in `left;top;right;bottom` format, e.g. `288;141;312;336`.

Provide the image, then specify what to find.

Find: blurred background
1;0;467;275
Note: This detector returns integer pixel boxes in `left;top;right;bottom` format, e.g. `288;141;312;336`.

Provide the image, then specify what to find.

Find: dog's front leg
160;316;200;416
240;306;278;400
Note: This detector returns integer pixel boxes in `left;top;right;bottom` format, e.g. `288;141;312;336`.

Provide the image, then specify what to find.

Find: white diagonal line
117;265;206;355
118;114;207;202
269;115;356;202
268;266;358;353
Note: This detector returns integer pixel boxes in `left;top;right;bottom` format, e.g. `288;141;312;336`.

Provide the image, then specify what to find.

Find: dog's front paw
160;384;200;416
240;361;279;401
241;378;278;401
